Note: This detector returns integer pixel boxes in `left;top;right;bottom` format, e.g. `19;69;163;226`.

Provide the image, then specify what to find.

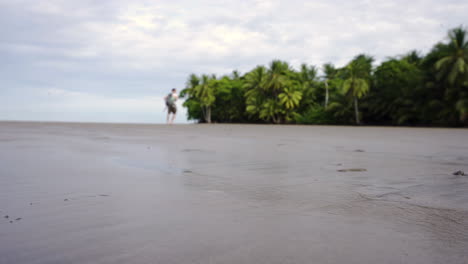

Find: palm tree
435;27;468;87
342;55;373;124
245;61;295;123
279;87;302;122
322;63;337;107
244;66;268;118
231;70;241;80
181;74;200;96
195;74;216;123
434;27;468;123
259;99;282;123
403;50;422;65
279;88;302;109
299;64;318;85
180;74;203;121
244;66;268;92
265;60;298;123
294;64;318;112
266;60;291;93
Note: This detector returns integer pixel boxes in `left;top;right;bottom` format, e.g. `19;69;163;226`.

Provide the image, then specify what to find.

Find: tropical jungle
181;27;468;127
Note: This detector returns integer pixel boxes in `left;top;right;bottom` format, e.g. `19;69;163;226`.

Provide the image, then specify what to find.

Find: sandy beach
0;122;467;264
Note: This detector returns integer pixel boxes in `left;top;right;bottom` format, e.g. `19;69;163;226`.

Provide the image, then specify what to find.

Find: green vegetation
181;27;468;126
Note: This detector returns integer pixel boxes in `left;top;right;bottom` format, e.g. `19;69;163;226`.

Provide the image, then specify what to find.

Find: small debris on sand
337;168;367;172
15;218;21;221
9;221;13;223
183;170;193;173
64;199;69;201
453;170;465;176
99;194;110;197
354;149;365;152
4;215;9;219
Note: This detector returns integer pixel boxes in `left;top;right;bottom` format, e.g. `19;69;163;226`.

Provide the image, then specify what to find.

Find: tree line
181;27;468;126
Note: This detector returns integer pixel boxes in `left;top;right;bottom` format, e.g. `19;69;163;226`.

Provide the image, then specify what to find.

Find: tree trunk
354;97;360;125
325;81;329;107
272;114;279;124
200;105;206;123
206;106;211;123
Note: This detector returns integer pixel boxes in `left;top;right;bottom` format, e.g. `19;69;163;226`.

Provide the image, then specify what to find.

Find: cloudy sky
1;0;467;123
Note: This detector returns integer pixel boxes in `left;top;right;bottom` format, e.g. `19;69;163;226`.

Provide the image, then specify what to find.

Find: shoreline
1;120;467;130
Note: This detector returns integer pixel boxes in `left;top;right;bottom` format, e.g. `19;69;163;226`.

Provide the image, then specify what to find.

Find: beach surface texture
1;122;467;264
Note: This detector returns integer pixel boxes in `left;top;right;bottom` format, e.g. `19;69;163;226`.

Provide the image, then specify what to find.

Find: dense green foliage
181;27;468;126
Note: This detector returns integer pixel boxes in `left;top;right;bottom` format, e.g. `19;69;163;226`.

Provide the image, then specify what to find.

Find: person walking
164;88;179;124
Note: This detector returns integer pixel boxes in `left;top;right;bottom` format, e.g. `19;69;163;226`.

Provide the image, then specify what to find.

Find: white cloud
8;0;465;70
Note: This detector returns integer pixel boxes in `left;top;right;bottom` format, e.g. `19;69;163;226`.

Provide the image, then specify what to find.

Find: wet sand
1;121;467;264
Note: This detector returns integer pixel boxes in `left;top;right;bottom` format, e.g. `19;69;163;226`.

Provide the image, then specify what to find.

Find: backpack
166;93;175;106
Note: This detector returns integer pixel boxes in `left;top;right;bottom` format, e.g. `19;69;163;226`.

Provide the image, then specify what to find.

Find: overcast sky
1;0;467;123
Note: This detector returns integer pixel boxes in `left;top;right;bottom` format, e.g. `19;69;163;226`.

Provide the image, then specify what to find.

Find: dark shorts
167;104;177;114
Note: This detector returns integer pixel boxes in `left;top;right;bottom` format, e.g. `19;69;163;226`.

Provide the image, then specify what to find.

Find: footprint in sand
4;215;22;223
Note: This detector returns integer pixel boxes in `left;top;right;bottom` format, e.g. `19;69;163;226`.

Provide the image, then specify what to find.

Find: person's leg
167;106;176;124
166;112;170;124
